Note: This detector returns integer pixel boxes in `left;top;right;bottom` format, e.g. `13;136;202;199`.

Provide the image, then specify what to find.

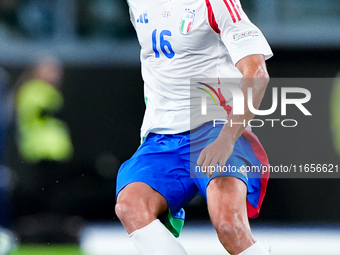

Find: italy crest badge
179;9;195;35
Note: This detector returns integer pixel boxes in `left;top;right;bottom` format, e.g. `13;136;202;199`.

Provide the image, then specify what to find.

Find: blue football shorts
116;121;269;236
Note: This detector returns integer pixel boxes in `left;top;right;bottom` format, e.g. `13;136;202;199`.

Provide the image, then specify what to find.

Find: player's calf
207;177;254;254
207;177;268;255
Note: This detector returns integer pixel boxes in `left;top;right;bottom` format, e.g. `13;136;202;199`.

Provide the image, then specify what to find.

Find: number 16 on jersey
152;29;175;59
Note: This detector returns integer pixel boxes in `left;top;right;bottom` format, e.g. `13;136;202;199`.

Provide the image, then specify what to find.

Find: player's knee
215;217;248;240
115;199;136;223
115;198;154;224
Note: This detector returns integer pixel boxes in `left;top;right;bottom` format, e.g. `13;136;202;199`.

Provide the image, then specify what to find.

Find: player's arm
226;54;269;138
197;54;269;177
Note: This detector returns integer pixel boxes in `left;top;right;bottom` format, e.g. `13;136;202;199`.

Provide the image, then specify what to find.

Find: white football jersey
127;0;273;140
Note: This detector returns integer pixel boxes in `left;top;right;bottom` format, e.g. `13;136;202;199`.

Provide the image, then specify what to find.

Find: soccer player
115;0;273;254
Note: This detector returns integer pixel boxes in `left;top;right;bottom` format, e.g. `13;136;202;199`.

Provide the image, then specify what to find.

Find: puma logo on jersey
137;11;149;23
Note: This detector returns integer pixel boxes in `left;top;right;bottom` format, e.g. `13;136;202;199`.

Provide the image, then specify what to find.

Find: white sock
129;219;188;255
238;241;269;255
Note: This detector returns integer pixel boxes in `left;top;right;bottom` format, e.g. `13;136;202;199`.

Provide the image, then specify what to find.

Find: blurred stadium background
0;0;340;254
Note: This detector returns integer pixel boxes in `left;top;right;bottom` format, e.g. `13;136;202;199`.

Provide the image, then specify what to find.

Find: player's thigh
116;133;198;217
206;177;249;226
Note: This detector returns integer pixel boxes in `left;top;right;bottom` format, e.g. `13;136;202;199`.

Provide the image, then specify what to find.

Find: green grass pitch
8;245;84;255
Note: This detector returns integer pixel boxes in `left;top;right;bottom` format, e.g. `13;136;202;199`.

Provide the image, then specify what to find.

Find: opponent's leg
207;177;268;255
115;182;188;255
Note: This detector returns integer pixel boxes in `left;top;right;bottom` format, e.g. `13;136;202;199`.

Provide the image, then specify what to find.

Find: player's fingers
218;148;233;174
197;148;207;166
202;158;212;175
200;155;213;176
218;156;227;174
207;158;218;178
197;155;204;167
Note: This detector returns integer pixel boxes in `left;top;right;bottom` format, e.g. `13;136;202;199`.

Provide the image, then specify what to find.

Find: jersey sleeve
207;0;273;65
127;2;136;29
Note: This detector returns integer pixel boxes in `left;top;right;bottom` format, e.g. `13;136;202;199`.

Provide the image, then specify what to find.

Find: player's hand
197;135;235;178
